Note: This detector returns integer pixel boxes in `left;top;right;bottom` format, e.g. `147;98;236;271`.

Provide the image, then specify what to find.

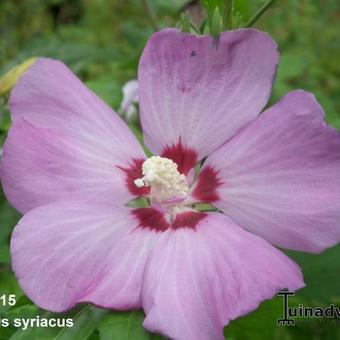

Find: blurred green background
0;0;339;339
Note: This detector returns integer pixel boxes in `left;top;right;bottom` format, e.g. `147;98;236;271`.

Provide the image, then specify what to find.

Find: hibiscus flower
1;28;340;340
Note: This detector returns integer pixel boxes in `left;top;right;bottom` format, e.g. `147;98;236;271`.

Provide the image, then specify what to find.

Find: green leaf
286;244;340;303
0;199;20;264
6;304;39;326
224;297;285;340
85;77;122;109
209;7;222;37
0;273;22;313
55;306;108;340
98;310;163;340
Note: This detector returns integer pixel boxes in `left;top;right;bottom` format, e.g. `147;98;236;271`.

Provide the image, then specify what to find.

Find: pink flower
1;29;340;340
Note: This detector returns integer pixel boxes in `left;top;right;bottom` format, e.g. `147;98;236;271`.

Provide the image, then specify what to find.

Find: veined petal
138;28;278;164
0;119;146;213
1;58;145;213
195;90;340;253
142;213;303;340
9;58;138;146
10;202;160;312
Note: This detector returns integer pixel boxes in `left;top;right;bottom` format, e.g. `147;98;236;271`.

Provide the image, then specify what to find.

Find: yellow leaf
0;57;37;96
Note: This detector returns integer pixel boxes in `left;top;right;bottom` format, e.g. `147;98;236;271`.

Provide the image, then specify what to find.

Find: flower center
134;156;189;205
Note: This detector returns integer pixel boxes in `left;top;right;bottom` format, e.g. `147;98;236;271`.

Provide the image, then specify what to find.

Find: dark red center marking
192;166;223;203
172;211;207;230
117;158;150;197
161;140;198;175
133;207;207;232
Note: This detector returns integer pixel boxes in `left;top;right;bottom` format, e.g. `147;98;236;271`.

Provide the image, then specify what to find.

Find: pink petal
195;90;340;253
138;28;279;162
0;119;145;213
1;58;145;213
142;213;304;340
10;202;160;312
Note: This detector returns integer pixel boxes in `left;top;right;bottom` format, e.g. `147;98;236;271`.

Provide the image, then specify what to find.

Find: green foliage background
0;0;339;339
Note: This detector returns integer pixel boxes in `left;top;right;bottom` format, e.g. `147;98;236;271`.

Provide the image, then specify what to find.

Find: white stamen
134;178;145;187
134;156;189;203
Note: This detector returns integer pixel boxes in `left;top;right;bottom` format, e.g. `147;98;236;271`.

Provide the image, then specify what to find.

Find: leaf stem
245;0;277;28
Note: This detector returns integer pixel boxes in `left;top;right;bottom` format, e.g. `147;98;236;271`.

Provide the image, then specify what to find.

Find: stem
223;0;234;30
245;0;277;28
141;0;159;31
188;20;201;35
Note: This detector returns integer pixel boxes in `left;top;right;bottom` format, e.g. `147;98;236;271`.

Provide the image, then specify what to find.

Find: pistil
134;156;190;205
